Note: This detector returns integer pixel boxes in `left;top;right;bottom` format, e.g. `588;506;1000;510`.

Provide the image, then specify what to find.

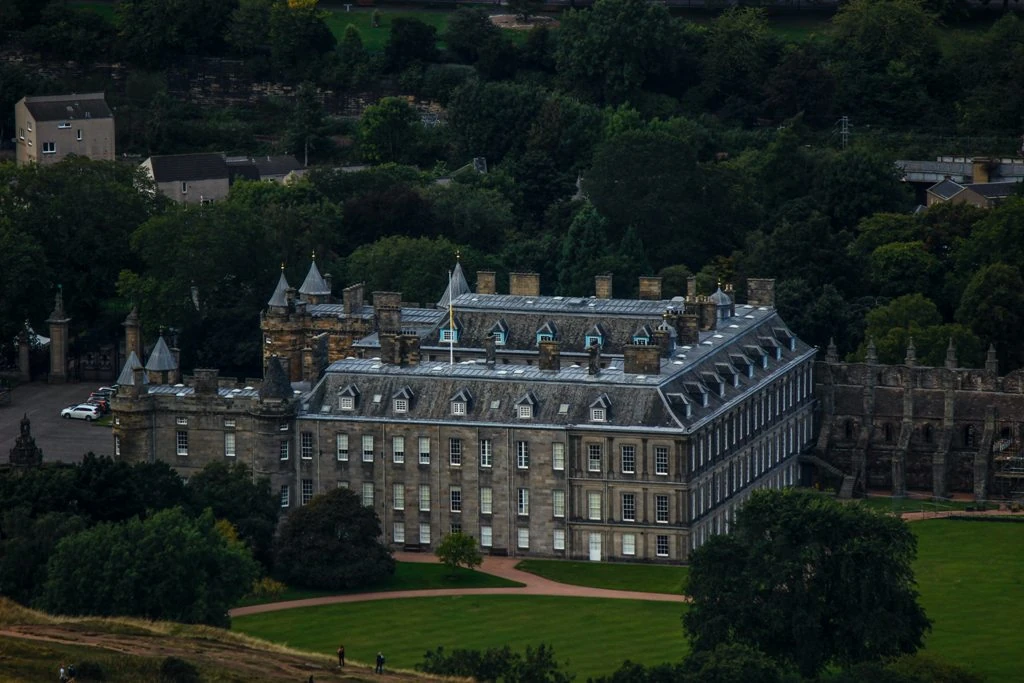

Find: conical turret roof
260;356;292;401
298;259;331;296
268;270;290;307
145;334;177;372
116;351;148;385
437;261;470;308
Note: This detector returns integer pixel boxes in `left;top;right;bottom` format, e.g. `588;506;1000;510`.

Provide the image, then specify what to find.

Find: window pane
481;487;493;515
552;442;565;471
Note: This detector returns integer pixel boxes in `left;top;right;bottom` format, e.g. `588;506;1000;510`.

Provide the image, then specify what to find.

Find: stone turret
826;337;839;364
123;306;143;361
145;332;178;385
9;414;42;466
985;344;999;374
298;255;331;305
866;338;878;365
945;338;958;370
904;338;916;367
267;267;290;316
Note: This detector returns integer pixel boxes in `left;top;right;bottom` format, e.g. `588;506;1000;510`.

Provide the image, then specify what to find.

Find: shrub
159;656;200;683
73;660;106;681
248;576;287;600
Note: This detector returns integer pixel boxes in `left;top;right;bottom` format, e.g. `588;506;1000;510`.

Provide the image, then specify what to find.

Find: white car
61;403;101;421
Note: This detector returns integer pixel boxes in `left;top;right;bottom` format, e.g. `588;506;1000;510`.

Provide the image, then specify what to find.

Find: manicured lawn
855;495;976;515
233;595;687;678
236;561;523;607
913;519;1024;683
323;7;450;52
515;559;688;595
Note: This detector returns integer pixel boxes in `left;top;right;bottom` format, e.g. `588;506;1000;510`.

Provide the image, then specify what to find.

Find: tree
443;8;500;63
508;0;542;23
274;488;394;590
435;531;483;574
39;508;258;627
286;82;325;167
699;9;779;123
555;0;682;104
358;97;422;165
418;644;573;682
955;263;1024;372
684;489;931;678
557;202;609;296
115;0;235;67
186;462;279;568
385;18;439;72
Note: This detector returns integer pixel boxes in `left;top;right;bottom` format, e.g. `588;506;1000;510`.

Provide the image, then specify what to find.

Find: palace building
112;262;815;562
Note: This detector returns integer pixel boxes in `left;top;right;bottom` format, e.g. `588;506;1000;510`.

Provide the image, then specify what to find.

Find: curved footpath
231;508;1024;618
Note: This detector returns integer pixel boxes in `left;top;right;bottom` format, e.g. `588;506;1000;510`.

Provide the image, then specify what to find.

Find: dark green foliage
955;263;1024;372
159;656;200;683
386;18;439;73
418;644;573;682
39;508;258;627
274;488;395;590
74;660;107;681
592;644;789;683
684;489;931;678
115;0;236;68
444;9;500;64
358;97;422;164
823;654;985;683
435;532;483;574
22;5;116;64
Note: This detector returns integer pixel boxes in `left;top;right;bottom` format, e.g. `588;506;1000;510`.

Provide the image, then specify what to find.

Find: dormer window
535;321;558;345
518;404;533;419
452;401;466;415
537;333;553;343
585;324;606;350
440;328;458;343
440;316;462;344
632;335;650;345
490;320;509;346
392;386;414;413
450;388;472;416
338;384;359;411
340;397;354;410
394;398;408;413
589;393;611;423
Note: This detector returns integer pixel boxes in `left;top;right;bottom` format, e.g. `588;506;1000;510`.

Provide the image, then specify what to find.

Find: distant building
898;156;1024;206
925;178;1020;209
141;153;305;204
14;93;115;166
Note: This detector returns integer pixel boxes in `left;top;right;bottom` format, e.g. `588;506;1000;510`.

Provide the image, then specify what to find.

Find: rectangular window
301;431;314;459
336;433;349;461
302;479;314;505
340;396;354;411
393;484;404;510
591;407;606;422
588;492;601;521
393;436;405;463
517;404;532;419
655;446;669;475
419;436;431;464
481;525;493;547
280;485;289;508
517;488;529;516
224;432;236;457
362;435;374;462
419;523;431;545
480;487;493;515
224;419;235;428
176;416;188;426
419;484;431;511
622;493;636;521
656;495;669;523
621;445;636;474
452;401;466;415
393;523;405;544
440;329;456;343
449;437;462;466
553;529;565;551
552;490;565;518
480;439;493;467
516;441;529;469
114;435;121;457
451;522;462;534
450;486;462;513
517;528;529;549
362;482;374;507
656;535;670;557
181;181;188;194
42;141;56;154
588;444;602;472
76;129;82;141
622;533;636;556
552;442;565;471
176;430;188;456
393;398;408;413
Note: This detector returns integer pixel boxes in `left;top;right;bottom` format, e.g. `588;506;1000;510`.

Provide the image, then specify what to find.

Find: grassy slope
234;595;687;680
237;560;523;607
515;559;689;595
913;519;1024;683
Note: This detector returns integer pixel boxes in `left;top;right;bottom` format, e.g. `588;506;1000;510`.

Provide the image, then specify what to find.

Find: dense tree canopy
684;489;931;678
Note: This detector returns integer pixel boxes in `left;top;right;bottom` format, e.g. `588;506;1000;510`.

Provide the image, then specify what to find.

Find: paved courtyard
0;382;114;464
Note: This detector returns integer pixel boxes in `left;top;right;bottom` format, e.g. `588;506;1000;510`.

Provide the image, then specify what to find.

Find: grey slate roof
116;351;148;386
302;307;812;433
268;271;290;307
260;356;292;400
709;288;732;305
299;260;331;296
437;262;471;308
927;178;966;200
254;155;304;177
966;181;1020;199
147;153;229;183
22;93;112;121
145;336;178;372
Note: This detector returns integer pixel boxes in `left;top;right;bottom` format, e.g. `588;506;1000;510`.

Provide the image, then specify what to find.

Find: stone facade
814;343;1024;500
113;265;814;563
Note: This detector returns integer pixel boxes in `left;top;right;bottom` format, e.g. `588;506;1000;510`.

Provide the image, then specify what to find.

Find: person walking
375;651;385;674
337;644;345;666
59;664;68;682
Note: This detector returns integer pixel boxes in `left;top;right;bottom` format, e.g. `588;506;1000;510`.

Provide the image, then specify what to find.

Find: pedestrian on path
375;651;385;674
59;664;68;682
337;644;345;666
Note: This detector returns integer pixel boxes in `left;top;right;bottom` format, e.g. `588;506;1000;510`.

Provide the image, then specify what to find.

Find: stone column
17;329;30;382
123;306;142;361
46;289;71;384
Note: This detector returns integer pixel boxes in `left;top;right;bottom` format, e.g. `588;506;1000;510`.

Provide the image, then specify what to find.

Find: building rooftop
21;93;112;122
145;153;229;183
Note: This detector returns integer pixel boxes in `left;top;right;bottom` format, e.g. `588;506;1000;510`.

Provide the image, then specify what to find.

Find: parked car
61;403;101;421
96;386;118;398
87;393;111;412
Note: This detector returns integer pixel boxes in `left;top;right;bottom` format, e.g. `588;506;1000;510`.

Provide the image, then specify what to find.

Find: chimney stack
686;276;697;300
672;311;700;345
746;278;776;307
477;271;496;295
638;276;662;301
652;328;672;357
509;272;540;297
587;342;601;376
193;368;219;395
343;283;365;315
595;274;613;299
373;291;402;333
697;297;718;332
623;344;661;375
538;340;561;372
483;334;496;365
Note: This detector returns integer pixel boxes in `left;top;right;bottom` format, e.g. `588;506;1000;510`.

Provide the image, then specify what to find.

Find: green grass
236;561;523;607
855;495;977;515
233;595;687;679
515;559;688;595
323;7;450;52
913;519;1024;683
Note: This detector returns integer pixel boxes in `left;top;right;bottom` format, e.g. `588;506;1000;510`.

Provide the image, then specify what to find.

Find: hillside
0;598;444;682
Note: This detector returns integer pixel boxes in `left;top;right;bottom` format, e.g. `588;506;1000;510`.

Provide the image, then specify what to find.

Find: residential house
15;93;115;166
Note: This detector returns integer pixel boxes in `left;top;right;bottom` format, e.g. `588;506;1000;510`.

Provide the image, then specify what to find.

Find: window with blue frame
537;333;553;343
585;335;603;348
632;335;650;345
440;328;459;343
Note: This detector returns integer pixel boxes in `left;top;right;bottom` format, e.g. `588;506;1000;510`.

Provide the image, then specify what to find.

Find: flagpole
448;269;454;366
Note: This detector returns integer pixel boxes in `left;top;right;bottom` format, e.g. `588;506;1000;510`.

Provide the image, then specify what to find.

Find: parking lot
0;382;115;464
